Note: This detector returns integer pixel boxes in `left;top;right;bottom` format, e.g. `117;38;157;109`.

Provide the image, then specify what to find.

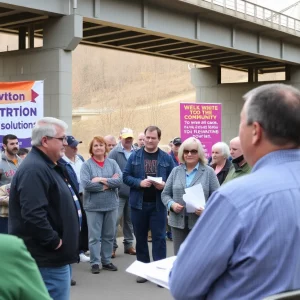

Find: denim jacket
123;147;175;210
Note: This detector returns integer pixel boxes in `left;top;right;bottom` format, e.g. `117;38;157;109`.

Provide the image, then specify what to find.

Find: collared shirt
167;163;200;211
63;155;83;193
169;149;300;300
121;145;134;160
184;163;199;188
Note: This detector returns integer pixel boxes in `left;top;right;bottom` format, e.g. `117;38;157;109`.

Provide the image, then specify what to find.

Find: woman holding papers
162;137;220;255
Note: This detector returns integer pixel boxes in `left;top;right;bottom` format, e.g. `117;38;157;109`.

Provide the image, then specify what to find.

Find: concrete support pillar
189;65;300;144
0;48;73;127
190;66;219;102
18;27;26;50
286;65;300;91
43;14;82;51
0;15;82;132
28;25;35;49
248;68;258;83
189;66;258;143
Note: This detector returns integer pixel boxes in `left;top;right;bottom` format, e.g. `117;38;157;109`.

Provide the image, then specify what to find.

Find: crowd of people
0;83;300;300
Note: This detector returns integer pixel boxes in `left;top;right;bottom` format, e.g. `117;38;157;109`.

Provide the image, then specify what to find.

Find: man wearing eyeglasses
9;117;82;300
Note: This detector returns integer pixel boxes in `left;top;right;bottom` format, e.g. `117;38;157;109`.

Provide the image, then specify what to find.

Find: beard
6;147;18;156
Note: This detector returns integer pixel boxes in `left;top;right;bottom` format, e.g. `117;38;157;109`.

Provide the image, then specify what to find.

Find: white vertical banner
0;80;44;148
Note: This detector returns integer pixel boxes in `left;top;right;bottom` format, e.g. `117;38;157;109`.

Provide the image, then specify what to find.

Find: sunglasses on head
183;149;198;155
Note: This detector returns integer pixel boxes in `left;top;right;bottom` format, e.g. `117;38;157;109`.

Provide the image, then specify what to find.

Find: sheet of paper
183;183;205;213
125;260;148;278
147;176;163;183
126;256;177;289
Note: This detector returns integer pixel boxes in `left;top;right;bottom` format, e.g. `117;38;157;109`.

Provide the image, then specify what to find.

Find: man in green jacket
223;136;251;184
0;234;51;300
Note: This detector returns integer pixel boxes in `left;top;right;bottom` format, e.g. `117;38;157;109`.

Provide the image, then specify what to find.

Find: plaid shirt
0;184;10;217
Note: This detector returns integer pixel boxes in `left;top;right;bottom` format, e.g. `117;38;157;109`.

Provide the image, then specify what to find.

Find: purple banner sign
180;103;222;158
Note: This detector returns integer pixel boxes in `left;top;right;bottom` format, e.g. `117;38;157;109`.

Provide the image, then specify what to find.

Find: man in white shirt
63;135;89;263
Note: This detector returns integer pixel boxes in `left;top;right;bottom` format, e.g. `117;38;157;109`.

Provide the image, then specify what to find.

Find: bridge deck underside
0;5;287;74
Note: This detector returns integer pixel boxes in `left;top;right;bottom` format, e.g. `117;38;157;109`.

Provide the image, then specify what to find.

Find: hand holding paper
147;176;165;190
140;179;152;188
195;207;204;216
182;183;206;213
147;176;162;183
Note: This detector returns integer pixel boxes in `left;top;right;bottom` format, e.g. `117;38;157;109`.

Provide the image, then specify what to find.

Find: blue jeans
86;209;118;266
0;217;8;234
131;202;167;263
39;265;70;300
113;197;134;251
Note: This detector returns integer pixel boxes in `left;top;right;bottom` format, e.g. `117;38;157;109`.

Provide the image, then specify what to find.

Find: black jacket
9;147;80;267
211;159;232;185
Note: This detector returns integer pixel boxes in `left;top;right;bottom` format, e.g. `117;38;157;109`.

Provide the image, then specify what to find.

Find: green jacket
0;235;51;300
222;162;251;185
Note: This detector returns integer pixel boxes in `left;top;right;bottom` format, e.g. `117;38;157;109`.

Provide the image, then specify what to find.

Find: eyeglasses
46;136;67;142
183;149;198;155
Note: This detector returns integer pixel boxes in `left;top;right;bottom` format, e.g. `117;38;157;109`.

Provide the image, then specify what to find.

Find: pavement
70;238;174;300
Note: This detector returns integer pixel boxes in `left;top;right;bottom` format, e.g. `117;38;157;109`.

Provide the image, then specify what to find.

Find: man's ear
252;122;263;145
41;136;49;148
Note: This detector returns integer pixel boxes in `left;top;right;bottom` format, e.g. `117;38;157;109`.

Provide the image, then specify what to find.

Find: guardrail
72;108;114;116
181;0;300;36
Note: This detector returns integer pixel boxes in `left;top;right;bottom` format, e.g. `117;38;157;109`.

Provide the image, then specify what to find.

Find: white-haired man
9;117;82;300
104;135;117;152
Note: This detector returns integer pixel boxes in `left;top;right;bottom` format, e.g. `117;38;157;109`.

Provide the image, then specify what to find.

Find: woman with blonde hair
162;137;219;255
80;136;122;274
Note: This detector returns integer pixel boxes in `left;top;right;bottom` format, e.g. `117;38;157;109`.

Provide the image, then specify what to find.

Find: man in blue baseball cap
66;136;82;148
62;135;89;283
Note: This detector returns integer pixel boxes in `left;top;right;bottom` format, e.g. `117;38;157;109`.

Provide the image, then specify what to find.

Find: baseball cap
173;137;182;146
66;135;82;148
120;128;134;139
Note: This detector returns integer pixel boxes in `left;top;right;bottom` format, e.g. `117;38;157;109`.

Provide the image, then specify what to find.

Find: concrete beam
76;0;300;64
43;14;83;51
0;0;69;15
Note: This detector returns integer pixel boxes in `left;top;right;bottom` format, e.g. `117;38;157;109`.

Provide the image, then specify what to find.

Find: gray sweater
80;157;122;212
108;143;131;198
0;152;22;186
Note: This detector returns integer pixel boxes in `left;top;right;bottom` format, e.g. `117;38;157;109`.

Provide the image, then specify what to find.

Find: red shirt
92;157;105;167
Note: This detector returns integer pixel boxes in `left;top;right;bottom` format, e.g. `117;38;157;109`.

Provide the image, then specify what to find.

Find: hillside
0;32;284;158
72;45;196;157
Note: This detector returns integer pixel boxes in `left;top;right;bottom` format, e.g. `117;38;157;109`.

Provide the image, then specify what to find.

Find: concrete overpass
1;0;300;140
1;0;300;74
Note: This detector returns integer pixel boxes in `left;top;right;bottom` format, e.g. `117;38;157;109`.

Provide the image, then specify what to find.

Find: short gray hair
31;117;68;146
178;137;207;165
212;142;230;159
244;83;300;146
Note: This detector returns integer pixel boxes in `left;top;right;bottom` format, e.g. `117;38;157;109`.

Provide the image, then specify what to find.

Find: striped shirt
170;149;300;300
